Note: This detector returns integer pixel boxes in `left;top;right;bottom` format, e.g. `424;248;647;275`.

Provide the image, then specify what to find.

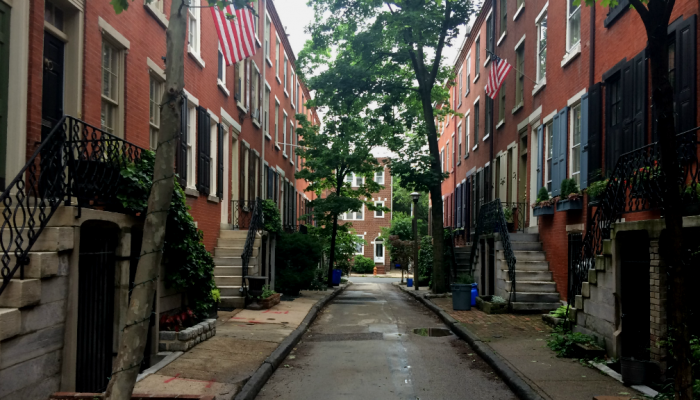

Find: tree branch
429;0;452;86
628;0;650;27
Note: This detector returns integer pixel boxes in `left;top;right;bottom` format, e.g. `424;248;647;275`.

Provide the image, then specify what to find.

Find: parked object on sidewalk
471;283;478;307
407;278;413;287
451;274;474;311
620;358;648;386
251;285;281;310
332;269;342;286
476;295;509;314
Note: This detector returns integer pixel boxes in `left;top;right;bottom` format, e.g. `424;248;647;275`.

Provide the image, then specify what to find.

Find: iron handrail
0;116;145;296
241;198;264;304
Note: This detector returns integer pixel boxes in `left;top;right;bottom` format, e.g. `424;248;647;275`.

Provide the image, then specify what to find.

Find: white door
374;239;384;264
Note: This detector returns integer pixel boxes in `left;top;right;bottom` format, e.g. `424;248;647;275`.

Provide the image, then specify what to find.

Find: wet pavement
255;282;518;400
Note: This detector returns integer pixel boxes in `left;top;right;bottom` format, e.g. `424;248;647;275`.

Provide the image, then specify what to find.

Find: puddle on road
412;328;452;337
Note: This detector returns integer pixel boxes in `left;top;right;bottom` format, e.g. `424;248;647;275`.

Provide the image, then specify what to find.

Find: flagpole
486;49;539;85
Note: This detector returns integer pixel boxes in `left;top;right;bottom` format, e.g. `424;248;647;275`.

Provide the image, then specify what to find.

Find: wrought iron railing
468;199;518;307
283;224;308;234
568;129;700;304
241;198;264;304
231;199;258;230
0;116;145;296
502;202;528;233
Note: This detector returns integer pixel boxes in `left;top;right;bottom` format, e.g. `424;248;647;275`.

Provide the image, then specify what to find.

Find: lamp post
411;192;420;291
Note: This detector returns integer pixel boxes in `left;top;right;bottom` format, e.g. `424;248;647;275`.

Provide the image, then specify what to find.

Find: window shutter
217;123;224;198
248;152;255;203
197;107;211;195
587;83;602;183
557;107;568;194
580;93;589;189
551;112;561;196
676;16;696;134
178;97;188;186
630;50;647;151
537;124;544;193
456;185;462;228
240;147;246;202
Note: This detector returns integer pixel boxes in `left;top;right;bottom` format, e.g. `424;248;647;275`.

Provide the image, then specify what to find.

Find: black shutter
580;93;590;190
675;15;696;134
217;123;224;198
537;124;544;193
456;184;462;228
551;112;561;196
630;50;647;151
605;75;622;173
177;96;188;186
197;107;211;195
604;0;629;27
587;83;603;183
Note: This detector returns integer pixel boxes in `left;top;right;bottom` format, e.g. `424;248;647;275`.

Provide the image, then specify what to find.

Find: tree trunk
105;2;185;399
327;213;339;288
644;5;692;399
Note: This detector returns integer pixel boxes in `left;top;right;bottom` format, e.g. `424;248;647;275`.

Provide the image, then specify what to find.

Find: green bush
546;325;596;358
417;236;433;286
262;199;282;234
353;255;375;274
455;273;474;284
536;187;551;203
275;233;323;295
560;178;580;197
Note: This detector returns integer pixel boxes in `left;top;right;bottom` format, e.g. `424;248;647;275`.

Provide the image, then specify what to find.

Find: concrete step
0;279;41;308
219;230;260;239
498;259;550;271
509;242;543;251
1;227;74;252
214;275;244;286
511;302;561;312
504;291;561;303
0;308;21;340
501;250;546;261
214;266;244;276
220;296;245;308
217;238;261;248
505;280;557;293
218;286;244;297
453;247;473;254
508;233;539;242
214;247;259;257
213;256;257;266
503;269;553;281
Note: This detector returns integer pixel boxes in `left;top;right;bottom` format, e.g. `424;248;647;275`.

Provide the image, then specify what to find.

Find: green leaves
110;0;130;14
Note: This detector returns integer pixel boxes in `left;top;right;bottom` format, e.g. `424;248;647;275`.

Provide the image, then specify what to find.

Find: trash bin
451;283;471;310
471;283;479;306
332;269;342;286
407;278;413;287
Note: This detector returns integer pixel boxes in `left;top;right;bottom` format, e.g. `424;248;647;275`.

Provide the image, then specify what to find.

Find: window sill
513;4;525;21
496;120;504;130
532;78;546;96
217;80;230;97
237;101;247;114
188;50;206;69
276;76;281;84
464;154;469;159
482;134;490;142
484;58;491;68
457;160;461;166
458;101;462;109
497;31;507;47
266;133;272;141
255;37;262;48
207;195;221;204
290;160;295;166
473;74;480;84
252;120;261;129
560;43;581;68
283;153;288;159
144;3;169;28
465;89;470;98
284;90;289;98
374;215;385;219
512;101;524;114
275;144;281;150
266;57;273;67
473;144;479;151
185;187;199;197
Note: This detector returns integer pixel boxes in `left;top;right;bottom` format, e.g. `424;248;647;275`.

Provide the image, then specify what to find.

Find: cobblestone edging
395;284;545;400
234;284;351;400
158;319;217;352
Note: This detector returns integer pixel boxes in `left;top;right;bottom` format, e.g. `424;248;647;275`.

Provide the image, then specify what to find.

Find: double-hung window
515;43;524;107
188;0;200;56
473;102;480;144
498;82;506;123
355;174;364;187
186;104;197;189
447;141;451;171
355;235;364;254
570;103;582;185
101;41;122;136
374;170;384;184
457;123;462;160
235;61;244;103
536;11;547;83
149;76;163;150
274;99;280;146
458;67;463;106
466;54;471;94
475;38;481;76
440;148;445;172
465;113;470;156
374;201;384;218
275;37;281;79
289;121;295;158
499;0;507;38
282;112;288;156
283;54;288;94
264;85;271;136
545;121;554;192
252;66;260;123
264;15;271;62
567;0;581;51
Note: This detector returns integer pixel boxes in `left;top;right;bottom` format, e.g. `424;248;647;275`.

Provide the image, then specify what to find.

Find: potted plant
682;184;700;216
503;206;515;232
586;178;608;207
258;285;281;309
557;179;583;212
532;187;554;216
451;274;474;311
209;288;221;318
475;295;509;314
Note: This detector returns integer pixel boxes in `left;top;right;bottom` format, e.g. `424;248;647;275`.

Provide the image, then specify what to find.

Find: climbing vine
115;151;217;318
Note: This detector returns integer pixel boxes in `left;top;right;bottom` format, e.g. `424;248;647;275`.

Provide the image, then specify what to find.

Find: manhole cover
413;328;452;337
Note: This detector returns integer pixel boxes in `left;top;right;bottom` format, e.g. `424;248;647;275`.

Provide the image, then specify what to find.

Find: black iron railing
231;199;258;230
468;199;518;307
568;129;700;304
502;202;528;233
283;224;308;234
0;116;145;296
242;198;264;304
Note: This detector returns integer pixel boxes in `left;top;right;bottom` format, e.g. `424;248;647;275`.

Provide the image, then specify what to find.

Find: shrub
262;199;282;234
586;179;609;198
353;255;375;274
417;236;433;286
275;233;323;295
560;178;580;197
546;325;596;357
455;274;474;284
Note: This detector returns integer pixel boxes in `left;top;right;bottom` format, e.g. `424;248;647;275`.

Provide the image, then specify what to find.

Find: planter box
557;198;583;212
259;292;281;309
475;295;508;314
533;205;554;216
574;342;606;359
158;319;217;352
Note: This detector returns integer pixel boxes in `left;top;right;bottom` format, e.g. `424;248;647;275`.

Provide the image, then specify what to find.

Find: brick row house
438;0;700;374
0;0;318;397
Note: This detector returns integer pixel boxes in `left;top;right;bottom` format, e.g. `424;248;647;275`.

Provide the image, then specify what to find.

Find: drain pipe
589;4;595;87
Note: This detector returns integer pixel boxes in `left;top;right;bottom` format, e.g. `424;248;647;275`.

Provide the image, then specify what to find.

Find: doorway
76;222;120;393
620;231;650;360
40;32;65;196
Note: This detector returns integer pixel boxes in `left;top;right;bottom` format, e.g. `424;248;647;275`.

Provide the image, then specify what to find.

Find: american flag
210;4;256;66
485;54;513;99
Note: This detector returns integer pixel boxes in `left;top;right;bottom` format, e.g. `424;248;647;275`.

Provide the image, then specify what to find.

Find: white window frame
251;64;261;125
465;111;471;157
374;201;385;218
355;235;365;255
188;0;202;60
264;13;271;64
535;6;547;83
264;83;271;138
217;45;229;96
566;0;581;51
283;53;288;96
446;141;451;172
458;66;463;107
457;123;462;162
235;60;245;109
545;121;554;193
209;112;219;195
282;111;288;157
186;99;197;190
466;52;472;96
354;174;364;187
373;238;385;264
274;97;280;148
343;205;365;221
440;148;445;172
374;170;385;184
101;37;125;138
149;74;164;150
289;120;295;161
570;102;582;186
275;36;281;82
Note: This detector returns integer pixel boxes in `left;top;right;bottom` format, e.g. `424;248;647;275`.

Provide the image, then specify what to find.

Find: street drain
413;328;452;337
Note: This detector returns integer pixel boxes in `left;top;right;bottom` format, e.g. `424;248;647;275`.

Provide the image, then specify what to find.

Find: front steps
213;229;263;308
497;232;562;312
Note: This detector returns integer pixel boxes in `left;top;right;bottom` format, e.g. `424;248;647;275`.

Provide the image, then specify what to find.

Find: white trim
183;89;199;106
569;102;582;184
532;78;546;96
496;31;506;47
513;3;525;21
374;201;385;218
98;17;130;49
188;50;206;68
514;34;526;51
560;43;581;68
529;105;543;125
517;117;530;132
147;57;166;81
567;88;587;107
217;80;230;96
145;1;169;28
473;95;481;105
221;108;240;132
536;1;549;22
242;139;251;149
542;109;557;125
207;109;219;123
496;120;504;130
482;134;490;142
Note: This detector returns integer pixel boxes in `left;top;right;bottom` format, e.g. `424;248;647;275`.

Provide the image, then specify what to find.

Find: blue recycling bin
471;283;479;306
407;278;413;287
332;269;342;286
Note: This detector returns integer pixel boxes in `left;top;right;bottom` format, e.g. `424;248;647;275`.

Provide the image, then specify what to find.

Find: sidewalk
133;286;346;400
396;284;645;400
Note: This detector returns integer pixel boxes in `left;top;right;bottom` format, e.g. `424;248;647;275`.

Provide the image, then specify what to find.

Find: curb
396;284;545;400
234;283;351;400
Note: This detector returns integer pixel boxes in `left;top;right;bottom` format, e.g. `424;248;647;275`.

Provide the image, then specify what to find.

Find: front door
0;2;10;190
620;232;650;360
40;33;65;197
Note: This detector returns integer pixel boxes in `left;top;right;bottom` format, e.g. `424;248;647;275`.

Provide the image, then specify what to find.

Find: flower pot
620;357;647;385
557;198;583;212
475;295;508;314
533;205;554;216
208;301;219;319
451;283;471;311
259;292;281;309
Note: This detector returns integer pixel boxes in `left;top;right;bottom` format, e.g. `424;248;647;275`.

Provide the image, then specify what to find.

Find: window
570;103;582;185
473;102;480;143
465;114;470;156
342;206;364;221
374;238;384;263
486;14;494;53
355;174;364;187
264;15;271;61
458;67;463;105
283;54;288;93
475;38;481;76
466;54;471;94
567;0;581;50
217;47;225;83
355;235;364;254
374;171;384;184
446;142;451;171
289;121;295;157
188;0;200;55
252;0;259;37
545;121;553;192
515;44;524;107
440;148;445;172
485;97;492;138
296;81;300;109
274;99;280;145
149;76;163;150
536;12;547;82
375;201;384;218
210;120;218;194
101;42;121;136
252;66;260;123
275;37;280;78
186;105;196;188
457;123;462;160
345;173;353;185
499;0;507;37
610;78;622;126
283;112;288;156
45;1;64;31
235;61;244;103
498;82;506;123
264;86;270;136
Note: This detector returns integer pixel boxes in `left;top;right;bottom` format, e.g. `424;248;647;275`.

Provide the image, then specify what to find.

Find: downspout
589;3;595;87
489;0;496;201
261;0;267;202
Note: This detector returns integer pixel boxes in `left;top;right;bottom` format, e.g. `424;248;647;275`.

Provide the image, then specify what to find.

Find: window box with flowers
556;179;583;212
532;187;554;216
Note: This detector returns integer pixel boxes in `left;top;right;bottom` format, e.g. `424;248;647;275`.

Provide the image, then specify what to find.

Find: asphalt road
255;282;518;400
348;276;402;283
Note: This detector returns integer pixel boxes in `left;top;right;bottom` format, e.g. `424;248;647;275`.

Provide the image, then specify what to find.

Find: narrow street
256;283;518;400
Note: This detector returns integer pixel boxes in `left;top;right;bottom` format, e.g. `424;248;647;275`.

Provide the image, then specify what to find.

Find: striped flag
210;4;256;66
485;54;513;99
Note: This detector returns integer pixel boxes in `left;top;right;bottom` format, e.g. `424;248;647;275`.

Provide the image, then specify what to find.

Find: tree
392;178;429;236
105;1;248;399
295;112;385;287
581;1;691;398
301;0;475;293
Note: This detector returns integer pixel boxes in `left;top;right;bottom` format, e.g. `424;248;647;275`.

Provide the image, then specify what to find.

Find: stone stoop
214;229;263;309
496;232;562;312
